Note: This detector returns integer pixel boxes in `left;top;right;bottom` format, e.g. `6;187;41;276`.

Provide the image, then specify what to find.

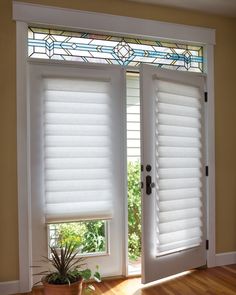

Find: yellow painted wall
0;0;18;282
0;0;235;281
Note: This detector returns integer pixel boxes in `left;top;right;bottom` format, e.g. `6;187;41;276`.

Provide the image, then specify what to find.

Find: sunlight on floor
142;270;193;289
100;270;194;295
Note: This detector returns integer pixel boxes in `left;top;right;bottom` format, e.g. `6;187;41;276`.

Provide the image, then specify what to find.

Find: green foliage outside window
54;221;106;254
81;221;106;253
128;161;141;261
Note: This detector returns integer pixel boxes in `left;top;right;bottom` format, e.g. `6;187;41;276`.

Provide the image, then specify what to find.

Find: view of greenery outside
49;161;141;260
49;220;106;254
127;161;141;261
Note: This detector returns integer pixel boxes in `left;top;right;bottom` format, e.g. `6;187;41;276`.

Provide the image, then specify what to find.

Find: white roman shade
155;79;203;255
43;77;115;223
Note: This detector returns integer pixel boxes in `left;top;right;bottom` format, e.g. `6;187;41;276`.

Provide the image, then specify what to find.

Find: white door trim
12;1;215;45
16;21;32;293
14;3;216;292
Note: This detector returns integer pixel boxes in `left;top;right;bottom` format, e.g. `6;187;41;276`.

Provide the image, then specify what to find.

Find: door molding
12;1;215;44
16;21;32;293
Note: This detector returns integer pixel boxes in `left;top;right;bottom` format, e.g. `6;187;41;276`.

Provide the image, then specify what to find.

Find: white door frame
13;2;216;292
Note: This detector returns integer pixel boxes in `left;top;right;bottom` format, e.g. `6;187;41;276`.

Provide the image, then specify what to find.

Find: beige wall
0;0;18;282
0;0;235;281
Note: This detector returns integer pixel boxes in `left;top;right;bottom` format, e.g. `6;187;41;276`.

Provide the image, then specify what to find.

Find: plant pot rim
42;277;83;287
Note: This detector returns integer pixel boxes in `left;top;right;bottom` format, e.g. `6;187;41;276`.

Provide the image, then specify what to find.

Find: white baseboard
215;251;236;266
0;280;19;295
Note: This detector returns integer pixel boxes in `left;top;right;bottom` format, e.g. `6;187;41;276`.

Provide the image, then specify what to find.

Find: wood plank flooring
14;264;236;295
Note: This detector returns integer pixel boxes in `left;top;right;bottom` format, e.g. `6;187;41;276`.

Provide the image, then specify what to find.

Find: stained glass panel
28;27;203;72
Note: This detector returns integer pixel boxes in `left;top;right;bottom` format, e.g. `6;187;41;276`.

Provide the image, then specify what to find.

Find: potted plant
35;242;101;295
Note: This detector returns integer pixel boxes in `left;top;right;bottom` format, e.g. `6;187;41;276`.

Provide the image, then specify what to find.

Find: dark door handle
146;175;152;195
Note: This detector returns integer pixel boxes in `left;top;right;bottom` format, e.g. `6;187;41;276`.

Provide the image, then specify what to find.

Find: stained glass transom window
28;27;203;72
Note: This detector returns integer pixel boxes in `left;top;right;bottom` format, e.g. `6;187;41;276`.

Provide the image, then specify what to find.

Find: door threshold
128;262;141;276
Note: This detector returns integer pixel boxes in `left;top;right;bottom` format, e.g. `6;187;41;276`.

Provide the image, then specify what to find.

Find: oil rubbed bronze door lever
145;164;155;195
146;175;152;195
146;175;155;195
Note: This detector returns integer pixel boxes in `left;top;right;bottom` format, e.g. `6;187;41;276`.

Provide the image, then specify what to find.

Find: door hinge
205;166;209;177
204;92;208;102
206;239;209;250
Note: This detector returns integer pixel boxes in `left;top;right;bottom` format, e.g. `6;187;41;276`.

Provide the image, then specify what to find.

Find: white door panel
140;65;206;284
28;62;126;280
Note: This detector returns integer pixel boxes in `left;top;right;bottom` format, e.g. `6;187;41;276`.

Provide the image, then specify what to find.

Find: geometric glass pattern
28;27;203;72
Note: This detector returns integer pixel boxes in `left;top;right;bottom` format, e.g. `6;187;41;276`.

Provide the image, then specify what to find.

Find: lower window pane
48;220;107;255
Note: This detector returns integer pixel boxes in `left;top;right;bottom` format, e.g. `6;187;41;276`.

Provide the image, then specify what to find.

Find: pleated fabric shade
155;79;203;255
43;77;113;223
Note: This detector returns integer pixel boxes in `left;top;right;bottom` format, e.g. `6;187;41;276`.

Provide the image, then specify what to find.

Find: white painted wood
0;281;20;295
205;44;216;268
16;21;32;293
28;61;126;280
215;252;236;266
12;1;215;45
122;75;129;277
140;65;207;284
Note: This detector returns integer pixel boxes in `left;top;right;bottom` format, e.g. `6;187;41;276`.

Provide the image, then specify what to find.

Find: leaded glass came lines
28;27;203;72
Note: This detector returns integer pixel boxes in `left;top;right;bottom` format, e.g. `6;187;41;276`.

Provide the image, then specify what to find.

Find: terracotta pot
43;279;83;295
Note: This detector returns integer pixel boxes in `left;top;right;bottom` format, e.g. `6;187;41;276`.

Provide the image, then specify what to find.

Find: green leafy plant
128;161;141;261
82;221;105;253
36;242;101;291
56;222;87;249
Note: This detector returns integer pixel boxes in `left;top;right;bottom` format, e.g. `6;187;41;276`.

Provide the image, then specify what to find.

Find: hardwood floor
15;264;236;295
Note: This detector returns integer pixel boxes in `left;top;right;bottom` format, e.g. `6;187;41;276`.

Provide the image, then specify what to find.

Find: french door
28;61;126;280
28;60;207;284
140;64;206;283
